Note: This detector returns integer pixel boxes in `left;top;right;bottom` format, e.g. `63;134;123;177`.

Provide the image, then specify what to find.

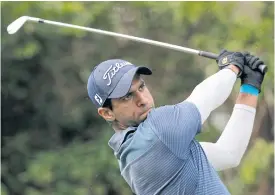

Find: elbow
228;159;240;168
215;144;243;169
226;152;242;168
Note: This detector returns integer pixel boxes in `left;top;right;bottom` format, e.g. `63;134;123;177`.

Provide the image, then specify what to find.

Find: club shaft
27;17;267;74
29;17;202;55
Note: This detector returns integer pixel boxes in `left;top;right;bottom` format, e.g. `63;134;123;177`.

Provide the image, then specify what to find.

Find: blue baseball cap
87;59;152;108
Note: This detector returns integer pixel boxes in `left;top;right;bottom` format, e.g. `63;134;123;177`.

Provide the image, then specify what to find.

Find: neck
112;121;128;132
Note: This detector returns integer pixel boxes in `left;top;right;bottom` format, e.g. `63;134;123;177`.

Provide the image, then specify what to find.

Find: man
87;50;266;194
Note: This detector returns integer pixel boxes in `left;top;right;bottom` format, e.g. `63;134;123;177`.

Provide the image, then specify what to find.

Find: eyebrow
120;80;145;99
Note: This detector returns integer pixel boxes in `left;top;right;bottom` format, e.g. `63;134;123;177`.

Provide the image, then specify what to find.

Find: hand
243;52;265;70
241;53;266;92
216;49;245;77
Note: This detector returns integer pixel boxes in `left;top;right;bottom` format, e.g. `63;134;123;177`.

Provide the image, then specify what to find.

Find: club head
7;16;29;34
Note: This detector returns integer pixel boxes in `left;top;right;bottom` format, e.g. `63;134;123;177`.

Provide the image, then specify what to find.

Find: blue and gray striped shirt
108;101;230;195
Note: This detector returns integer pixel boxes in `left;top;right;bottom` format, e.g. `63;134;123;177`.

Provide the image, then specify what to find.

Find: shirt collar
108;126;137;152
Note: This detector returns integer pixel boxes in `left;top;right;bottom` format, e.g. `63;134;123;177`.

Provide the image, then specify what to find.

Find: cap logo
103;62;132;86
94;94;103;105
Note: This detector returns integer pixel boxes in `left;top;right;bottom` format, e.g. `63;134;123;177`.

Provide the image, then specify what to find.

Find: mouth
140;107;152;116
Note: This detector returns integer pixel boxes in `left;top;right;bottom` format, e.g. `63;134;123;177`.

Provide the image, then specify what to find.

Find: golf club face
7;16;28;34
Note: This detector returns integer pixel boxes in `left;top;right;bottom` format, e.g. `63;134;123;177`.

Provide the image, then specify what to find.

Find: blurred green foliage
1;2;274;195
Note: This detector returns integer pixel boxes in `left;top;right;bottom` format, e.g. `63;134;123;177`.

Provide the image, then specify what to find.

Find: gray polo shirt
108;101;230;195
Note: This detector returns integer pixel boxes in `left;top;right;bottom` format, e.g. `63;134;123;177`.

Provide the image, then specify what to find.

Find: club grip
199;51;218;60
258;64;268;74
199;51;267;74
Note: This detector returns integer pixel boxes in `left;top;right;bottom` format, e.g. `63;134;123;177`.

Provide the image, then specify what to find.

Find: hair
102;98;114;126
102;98;113;110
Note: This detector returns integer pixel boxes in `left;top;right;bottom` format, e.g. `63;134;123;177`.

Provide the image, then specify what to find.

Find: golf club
7;16;267;73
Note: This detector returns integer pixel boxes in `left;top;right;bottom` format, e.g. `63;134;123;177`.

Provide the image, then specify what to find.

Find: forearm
201;93;257;170
236;92;258;108
186;66;239;124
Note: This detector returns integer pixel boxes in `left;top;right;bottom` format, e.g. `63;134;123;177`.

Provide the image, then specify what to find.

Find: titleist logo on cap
103;62;132;86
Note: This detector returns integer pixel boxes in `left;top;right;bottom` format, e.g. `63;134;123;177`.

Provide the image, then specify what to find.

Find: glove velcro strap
219;54;243;77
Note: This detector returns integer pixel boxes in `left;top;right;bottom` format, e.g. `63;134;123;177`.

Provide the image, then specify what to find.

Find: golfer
87;50;266;195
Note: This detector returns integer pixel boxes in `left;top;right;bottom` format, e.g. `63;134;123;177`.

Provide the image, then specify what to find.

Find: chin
140;114;148;123
131;117;146;127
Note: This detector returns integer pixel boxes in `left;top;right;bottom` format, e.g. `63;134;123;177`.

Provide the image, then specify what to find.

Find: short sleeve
148;101;202;160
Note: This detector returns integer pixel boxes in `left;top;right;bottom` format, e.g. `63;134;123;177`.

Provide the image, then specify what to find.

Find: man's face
111;74;154;127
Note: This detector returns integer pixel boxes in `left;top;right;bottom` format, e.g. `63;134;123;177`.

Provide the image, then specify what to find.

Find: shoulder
149;101;200;116
146;101;201;128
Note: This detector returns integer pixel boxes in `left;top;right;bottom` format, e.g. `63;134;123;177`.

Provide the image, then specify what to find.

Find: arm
200;93;257;170
186;65;240;124
149;51;242;160
200;54;265;171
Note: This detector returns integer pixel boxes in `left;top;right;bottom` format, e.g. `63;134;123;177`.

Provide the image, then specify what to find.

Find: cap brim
108;66;152;99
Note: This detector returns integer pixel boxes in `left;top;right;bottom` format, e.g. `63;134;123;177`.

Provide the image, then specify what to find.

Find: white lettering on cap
103;62;132;86
94;94;103;105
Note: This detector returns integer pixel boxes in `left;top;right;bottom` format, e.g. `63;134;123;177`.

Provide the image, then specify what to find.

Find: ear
98;107;115;122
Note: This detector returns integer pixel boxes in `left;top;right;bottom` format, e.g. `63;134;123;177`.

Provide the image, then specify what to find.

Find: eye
139;83;146;91
122;93;133;101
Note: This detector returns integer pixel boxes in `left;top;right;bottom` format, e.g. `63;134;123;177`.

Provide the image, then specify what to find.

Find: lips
140;107;152;116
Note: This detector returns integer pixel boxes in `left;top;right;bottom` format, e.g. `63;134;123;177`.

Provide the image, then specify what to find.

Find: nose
136;91;147;107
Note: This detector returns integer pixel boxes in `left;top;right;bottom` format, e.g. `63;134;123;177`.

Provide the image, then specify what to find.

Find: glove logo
222;57;228;64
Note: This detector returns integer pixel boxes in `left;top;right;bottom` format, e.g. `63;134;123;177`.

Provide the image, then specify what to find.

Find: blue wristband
240;84;259;96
